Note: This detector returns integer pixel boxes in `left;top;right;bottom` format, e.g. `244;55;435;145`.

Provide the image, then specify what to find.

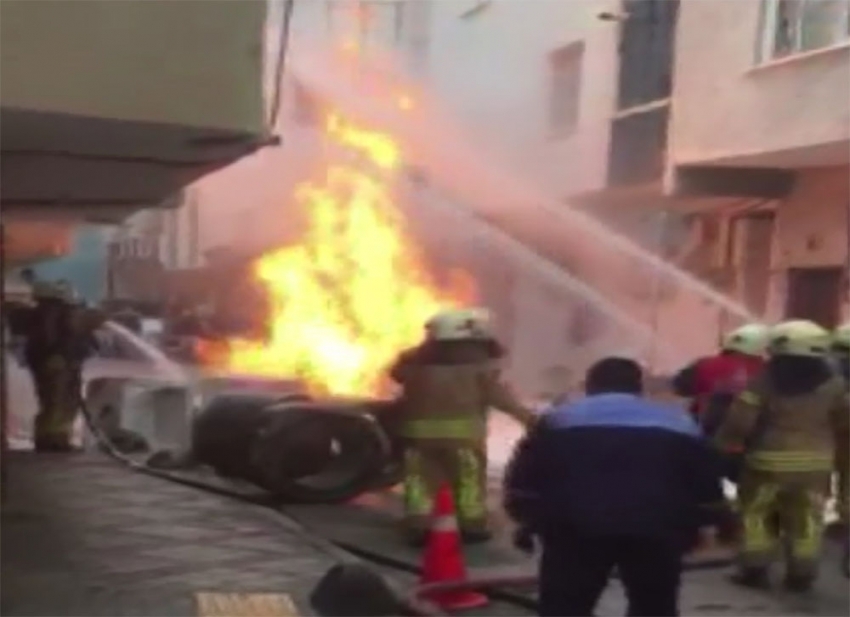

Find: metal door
784;267;844;329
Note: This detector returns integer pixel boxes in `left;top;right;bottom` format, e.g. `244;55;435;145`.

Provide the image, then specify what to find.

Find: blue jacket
503;393;724;539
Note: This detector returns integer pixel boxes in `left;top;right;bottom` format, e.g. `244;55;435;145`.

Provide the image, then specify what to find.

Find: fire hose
76;390;743;616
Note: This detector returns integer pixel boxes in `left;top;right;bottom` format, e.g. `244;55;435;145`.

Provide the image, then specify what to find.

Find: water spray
414;182;667;354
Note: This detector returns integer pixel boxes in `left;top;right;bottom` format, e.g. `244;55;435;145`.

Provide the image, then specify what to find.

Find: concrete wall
765;166;850;321
669;0;850;166
1;0;266;132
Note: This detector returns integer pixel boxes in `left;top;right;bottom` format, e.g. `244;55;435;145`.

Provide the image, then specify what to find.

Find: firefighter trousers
31;355;81;450
737;469;830;580
402;440;487;541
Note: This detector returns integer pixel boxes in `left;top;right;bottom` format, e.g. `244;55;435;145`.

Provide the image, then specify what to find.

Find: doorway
784;267;844;329
739;213;775;317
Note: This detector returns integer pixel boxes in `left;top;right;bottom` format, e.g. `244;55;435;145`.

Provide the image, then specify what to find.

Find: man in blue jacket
503;357;723;617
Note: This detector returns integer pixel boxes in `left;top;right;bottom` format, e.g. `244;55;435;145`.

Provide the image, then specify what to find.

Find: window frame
547;41;585;140
757;0;850;63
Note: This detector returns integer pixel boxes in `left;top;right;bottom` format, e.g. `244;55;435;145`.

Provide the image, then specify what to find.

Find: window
616;0;679;110
548;42;584;138
760;0;850;61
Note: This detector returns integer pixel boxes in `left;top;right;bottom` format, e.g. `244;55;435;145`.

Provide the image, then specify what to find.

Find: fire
204;111;476;397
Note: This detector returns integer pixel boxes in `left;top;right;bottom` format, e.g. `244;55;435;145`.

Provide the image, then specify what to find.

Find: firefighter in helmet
715;320;848;591
390;307;535;545
24;281;103;451
672;323;768;434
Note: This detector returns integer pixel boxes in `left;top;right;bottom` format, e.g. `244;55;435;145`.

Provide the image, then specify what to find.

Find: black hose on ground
75;393;736;616
74;395;541;612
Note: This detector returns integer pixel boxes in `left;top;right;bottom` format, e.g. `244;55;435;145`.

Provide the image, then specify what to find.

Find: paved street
1;452;348;616
4;367;848;617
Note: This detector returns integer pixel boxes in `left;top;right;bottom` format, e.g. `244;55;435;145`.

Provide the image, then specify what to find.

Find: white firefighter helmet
833;322;850;351
425;307;494;341
768;320;830;357
722;323;769;356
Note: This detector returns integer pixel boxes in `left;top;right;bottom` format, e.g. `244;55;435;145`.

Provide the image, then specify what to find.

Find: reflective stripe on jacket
399;417;485;440
746;450;834;472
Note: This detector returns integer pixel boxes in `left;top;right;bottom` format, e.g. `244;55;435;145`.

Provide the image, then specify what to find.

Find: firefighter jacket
503;393;723;539
21;300;102;368
715;358;849;474
390;339;533;443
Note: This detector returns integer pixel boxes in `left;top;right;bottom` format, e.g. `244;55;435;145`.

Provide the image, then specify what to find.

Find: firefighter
715;319;849;591
390;307;535;545
671;323;768;434
25;281;102;452
24;282;79;451
672;323;769;546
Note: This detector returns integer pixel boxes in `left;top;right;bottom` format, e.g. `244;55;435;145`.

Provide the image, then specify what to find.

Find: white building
399;0;638;392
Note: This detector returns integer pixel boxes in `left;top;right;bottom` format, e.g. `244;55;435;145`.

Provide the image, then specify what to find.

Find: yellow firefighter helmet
425;307;494;341
722;323;769;356
833;322;850;351
768;320;830;357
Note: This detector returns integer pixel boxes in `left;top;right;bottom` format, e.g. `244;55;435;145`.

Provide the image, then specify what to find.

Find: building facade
408;0;849;378
668;0;850;329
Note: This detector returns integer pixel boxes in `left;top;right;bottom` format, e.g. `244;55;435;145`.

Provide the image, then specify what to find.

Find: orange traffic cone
418;483;489;611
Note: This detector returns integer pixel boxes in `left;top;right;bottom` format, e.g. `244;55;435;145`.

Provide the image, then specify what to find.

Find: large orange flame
203;111;476;397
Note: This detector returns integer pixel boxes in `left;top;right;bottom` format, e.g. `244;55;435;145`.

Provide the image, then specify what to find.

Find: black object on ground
310;563;408;616
192;392;402;503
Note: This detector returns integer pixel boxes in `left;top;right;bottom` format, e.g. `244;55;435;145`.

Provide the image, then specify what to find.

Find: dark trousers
538;531;684;617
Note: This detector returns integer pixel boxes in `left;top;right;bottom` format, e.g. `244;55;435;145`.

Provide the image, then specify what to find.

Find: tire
254;404;390;504
192;392;307;479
